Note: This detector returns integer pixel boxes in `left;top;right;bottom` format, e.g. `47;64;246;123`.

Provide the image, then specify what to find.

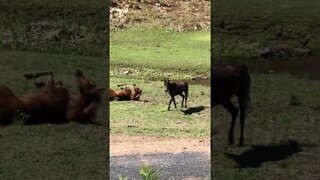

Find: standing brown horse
212;64;251;146
164;80;189;111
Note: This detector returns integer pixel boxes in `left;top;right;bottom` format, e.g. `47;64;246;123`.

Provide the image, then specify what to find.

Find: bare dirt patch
110;0;210;30
110;134;210;156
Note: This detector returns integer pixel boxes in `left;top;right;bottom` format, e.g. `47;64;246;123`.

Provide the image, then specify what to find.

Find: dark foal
164;80;189;111
212;64;251;146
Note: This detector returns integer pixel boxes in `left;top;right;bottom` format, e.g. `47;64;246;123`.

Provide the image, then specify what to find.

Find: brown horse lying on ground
0;71;70;124
0;70;105;125
0;85;25;124
109;84;142;101
164;80;189;111
212;64;251;146
67;69;105;124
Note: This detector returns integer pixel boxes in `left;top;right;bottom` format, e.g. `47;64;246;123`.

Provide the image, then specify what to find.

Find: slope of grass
212;0;320;60
0;0;107;56
111;28;210;77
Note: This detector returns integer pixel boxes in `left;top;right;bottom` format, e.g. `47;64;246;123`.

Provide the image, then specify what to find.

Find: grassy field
0;0;107;57
212;0;320;60
0;50;108;179
110;29;211;138
110;78;210;138
212;0;320;179
111;28;210;80
212;73;320;179
110;1;211;138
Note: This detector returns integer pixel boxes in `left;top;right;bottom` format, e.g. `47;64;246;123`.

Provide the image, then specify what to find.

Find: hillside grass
212;0;320;60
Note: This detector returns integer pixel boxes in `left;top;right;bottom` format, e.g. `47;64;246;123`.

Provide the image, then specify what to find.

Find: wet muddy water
213;55;320;80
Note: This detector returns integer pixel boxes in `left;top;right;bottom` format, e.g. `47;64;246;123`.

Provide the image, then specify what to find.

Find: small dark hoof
228;138;234;145
239;138;244;147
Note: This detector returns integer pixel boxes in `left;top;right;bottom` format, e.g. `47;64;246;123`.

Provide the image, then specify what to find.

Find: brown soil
110;0;210;30
110;134;210;156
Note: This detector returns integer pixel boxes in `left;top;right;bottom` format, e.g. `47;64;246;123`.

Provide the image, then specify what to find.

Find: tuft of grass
117;174;128;180
139;164;163;180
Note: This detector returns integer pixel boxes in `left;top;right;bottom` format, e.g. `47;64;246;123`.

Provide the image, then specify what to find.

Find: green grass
110;77;210;138
212;73;320;179
0;0;107;57
110;28;210;79
0;50;108;179
0;124;108;179
110;23;210;139
212;0;320;60
0;49;107;94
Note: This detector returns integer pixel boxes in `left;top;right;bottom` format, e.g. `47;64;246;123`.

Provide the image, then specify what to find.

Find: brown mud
213;55;320;80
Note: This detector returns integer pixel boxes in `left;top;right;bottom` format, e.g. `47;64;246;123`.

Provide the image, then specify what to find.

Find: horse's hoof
239;140;244;147
228;138;234;145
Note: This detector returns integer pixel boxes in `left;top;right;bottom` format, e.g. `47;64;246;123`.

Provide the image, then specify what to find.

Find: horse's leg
168;98;172;110
237;95;246;146
179;93;185;108
184;90;188;108
172;96;177;108
45;72;55;89
168;96;174;111
222;100;238;145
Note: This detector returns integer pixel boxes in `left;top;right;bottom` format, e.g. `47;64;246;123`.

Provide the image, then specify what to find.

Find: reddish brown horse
109;84;142;101
0;70;105;125
164;80;189;111
66;69;105;124
0;71;70;124
212;64;251;146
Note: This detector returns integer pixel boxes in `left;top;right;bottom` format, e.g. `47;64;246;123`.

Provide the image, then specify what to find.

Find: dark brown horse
212;64;251;146
164;80;189;111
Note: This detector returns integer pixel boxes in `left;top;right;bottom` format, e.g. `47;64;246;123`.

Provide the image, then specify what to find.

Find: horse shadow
225;140;302;168
181;106;205;115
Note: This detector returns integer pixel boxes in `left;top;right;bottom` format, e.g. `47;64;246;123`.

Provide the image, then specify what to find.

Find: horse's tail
240;65;251;112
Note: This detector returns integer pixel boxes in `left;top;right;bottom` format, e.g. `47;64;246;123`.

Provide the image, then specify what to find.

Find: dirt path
110;134;210;156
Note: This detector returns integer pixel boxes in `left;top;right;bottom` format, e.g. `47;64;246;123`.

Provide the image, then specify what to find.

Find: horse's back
212;65;247;105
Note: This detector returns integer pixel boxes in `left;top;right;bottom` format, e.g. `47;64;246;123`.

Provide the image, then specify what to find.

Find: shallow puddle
213;54;320;80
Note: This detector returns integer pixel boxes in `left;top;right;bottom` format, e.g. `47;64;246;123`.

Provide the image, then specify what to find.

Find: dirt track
110;134;211;179
110;134;210;156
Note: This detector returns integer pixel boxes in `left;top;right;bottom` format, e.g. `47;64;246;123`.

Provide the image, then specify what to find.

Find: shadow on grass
181;106;205;115
225;140;301;168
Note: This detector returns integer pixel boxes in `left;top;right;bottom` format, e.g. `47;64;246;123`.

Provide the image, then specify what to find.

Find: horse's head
131;84;142;100
163;79;170;93
74;69;106;102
